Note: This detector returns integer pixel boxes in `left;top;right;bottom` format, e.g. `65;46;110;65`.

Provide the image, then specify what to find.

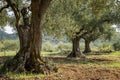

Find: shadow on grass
44;56;114;65
43;51;115;65
45;52;69;57
0;55;115;68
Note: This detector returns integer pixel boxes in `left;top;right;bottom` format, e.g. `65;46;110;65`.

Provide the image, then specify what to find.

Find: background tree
83;23;115;53
112;31;120;51
43;0;116;58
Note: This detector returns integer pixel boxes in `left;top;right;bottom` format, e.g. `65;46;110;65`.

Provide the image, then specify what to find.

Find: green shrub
57;42;71;51
42;41;57;52
113;41;120;51
0;43;4;51
99;43;113;51
42;41;72;52
0;39;19;52
80;42;85;51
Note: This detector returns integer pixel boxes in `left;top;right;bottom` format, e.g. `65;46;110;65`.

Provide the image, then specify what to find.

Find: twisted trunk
2;0;57;74
67;37;85;58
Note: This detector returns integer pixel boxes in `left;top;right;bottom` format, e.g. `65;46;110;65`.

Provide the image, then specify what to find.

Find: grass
107;51;120;57
0;51;59;79
107;62;120;67
0;51;59;57
84;51;120;67
0;51;55;79
98;51;120;67
0;50;120;79
5;72;44;79
79;62;120;67
41;51;59;56
100;51;120;57
0;51;16;56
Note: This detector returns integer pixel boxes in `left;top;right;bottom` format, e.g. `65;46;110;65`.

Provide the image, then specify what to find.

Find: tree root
67;51;86;58
0;56;58;74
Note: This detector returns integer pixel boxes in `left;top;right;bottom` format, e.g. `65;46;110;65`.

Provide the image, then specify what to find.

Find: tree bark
83;40;91;53
67;37;85;58
2;0;57;74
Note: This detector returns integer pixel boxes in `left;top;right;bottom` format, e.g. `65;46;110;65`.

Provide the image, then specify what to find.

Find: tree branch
0;4;9;13
76;18;110;38
76;27;85;35
5;0;20;27
79;30;92;38
102;19;111;23
77;26;96;38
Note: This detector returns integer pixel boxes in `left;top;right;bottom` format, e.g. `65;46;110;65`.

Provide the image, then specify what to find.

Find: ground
40;64;120;80
0;51;120;80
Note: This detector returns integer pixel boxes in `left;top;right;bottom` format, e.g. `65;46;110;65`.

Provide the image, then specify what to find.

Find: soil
40;64;120;80
0;56;120;80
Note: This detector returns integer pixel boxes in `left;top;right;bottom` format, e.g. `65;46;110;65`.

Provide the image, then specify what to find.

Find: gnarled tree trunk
67;37;85;58
2;0;57;74
83;40;91;53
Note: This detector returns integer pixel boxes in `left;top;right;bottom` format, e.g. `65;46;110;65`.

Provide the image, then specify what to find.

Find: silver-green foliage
43;0;117;40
